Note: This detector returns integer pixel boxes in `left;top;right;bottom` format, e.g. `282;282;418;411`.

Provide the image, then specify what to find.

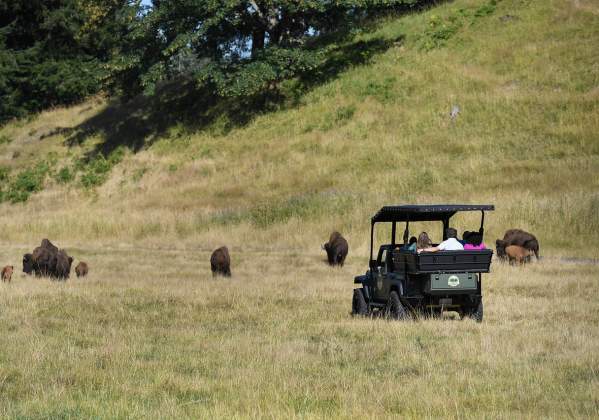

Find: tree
0;0;137;123
111;0;421;99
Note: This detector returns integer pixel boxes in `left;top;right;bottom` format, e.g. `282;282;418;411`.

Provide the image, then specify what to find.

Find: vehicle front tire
352;288;369;316
387;291;410;320
469;300;483;322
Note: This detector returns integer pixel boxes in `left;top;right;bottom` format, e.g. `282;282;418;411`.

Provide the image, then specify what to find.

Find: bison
210;246;231;277
23;239;73;279
1;265;13;283
323;231;349;266
75;262;89;278
496;229;539;261
505;245;533;265
22;253;34;275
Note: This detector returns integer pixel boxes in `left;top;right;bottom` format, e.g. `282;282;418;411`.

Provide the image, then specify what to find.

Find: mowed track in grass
0;243;597;418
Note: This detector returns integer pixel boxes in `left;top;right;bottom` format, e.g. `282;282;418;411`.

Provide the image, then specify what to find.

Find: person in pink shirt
464;242;486;250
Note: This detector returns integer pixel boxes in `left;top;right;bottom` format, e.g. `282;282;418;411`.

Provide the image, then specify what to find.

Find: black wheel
469;300;483;322
387;291;410;320
352;288;368;316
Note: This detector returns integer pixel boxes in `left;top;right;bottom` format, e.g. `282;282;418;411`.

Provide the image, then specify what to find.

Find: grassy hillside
1;0;598;257
0;1;598;416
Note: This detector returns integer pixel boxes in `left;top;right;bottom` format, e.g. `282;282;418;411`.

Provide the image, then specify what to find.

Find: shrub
55;166;74;184
79;147;127;188
5;161;50;203
0;166;9;182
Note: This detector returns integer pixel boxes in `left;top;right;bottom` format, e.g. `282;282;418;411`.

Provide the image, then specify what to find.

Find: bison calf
505;245;533;265
323;231;349;267
1;266;13;283
496;229;539;260
210;247;231;277
75;262;89;278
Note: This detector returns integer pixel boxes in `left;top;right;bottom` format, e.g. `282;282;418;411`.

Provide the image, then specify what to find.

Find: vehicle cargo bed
393;249;493;273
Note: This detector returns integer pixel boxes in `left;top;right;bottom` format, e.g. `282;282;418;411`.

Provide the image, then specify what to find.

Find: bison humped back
211;246;231;277
323;231;349;266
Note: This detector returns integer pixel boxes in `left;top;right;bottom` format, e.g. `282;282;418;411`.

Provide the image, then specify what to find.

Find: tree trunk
251;28;265;58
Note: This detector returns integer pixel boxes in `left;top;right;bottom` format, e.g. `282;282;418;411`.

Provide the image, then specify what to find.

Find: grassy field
0;245;598;418
0;0;598;417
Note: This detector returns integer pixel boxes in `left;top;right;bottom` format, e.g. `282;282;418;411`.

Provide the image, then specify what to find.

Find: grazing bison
75;262;89;278
22;253;34;275
23;239;73;279
210;246;231;277
505;245;533;265
1;266;13;283
323;231;349;266
496;229;539;261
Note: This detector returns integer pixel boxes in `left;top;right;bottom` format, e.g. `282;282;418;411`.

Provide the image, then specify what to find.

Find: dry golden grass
0;242;597;418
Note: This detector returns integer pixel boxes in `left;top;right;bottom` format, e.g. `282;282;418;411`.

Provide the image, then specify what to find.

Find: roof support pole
479;210;485;236
370;222;375;262
442;218;449;241
403;221;410;244
391;221;397;246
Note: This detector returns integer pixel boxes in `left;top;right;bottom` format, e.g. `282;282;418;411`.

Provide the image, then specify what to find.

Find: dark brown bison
210;246;231;277
23;239;73;279
22;253;34;275
496;229;539;261
1;265;13;283
323;231;349;266
75;262;89;278
505;245;533;265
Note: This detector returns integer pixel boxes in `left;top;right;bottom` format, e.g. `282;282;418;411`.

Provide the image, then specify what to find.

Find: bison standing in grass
23;239;73;280
75;262;89;278
1;266;13;283
211;246;231;277
505;245;534;265
496;229;539;261
323;231;349;267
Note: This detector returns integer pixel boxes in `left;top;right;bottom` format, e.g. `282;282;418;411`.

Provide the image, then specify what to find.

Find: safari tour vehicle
352;204;494;321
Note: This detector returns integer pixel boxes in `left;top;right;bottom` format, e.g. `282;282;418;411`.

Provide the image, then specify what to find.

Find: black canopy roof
371;204;494;223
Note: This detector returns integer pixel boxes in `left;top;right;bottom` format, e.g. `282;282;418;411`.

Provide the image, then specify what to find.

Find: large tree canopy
0;0;422;123
110;0;420;98
0;0;136;123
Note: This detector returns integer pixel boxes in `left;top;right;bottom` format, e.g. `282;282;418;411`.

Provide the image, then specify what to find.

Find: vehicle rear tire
352;288;369;316
469;300;483;322
387;291;410;320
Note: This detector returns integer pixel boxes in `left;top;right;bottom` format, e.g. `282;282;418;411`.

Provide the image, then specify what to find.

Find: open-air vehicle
352;204;494;322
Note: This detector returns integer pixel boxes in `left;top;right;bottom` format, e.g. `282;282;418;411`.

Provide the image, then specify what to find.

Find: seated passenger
464;242;487;250
418;228;464;253
403;236;417;251
415;232;432;252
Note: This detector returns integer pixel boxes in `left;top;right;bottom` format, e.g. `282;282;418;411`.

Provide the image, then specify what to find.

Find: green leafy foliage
0;0;136;123
1;161;51;203
79;147;126;188
111;0;423;100
55;166;75;184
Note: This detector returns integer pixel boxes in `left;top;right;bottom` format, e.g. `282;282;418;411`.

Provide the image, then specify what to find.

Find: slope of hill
0;0;598;257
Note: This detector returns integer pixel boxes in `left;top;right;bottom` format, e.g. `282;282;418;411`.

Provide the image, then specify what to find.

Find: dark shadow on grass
64;1;451;158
